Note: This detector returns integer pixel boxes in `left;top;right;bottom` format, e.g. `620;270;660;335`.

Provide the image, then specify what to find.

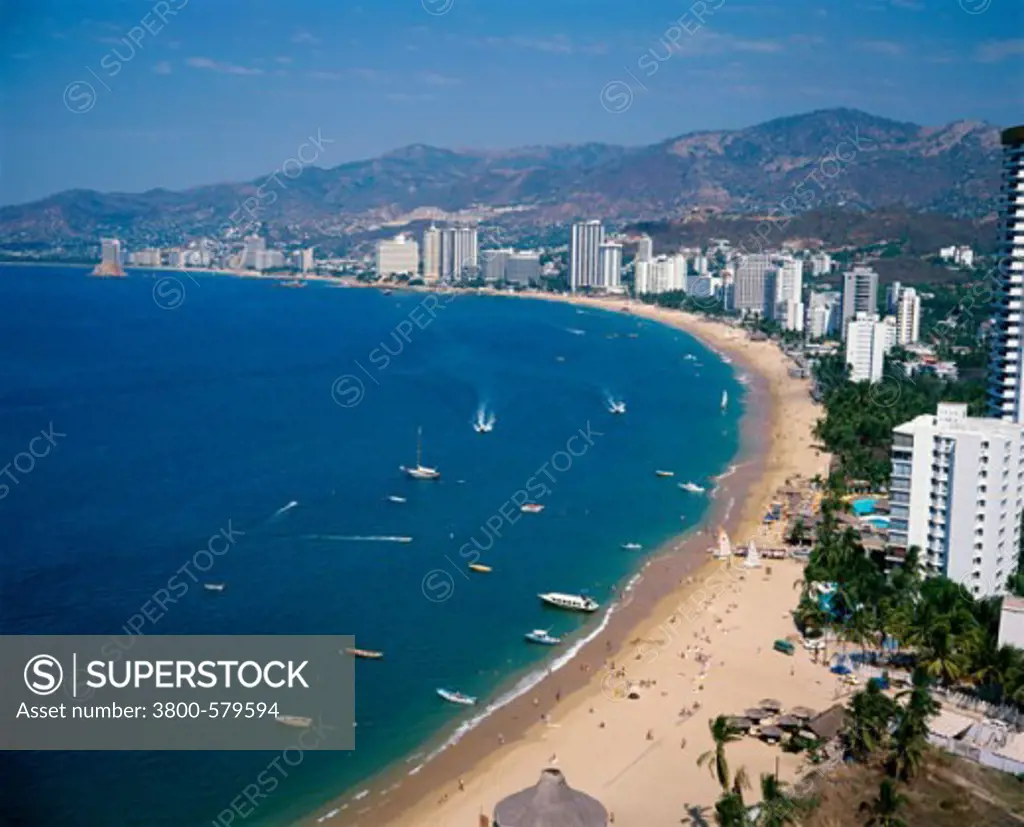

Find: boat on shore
402;427;440;480
524;629;561;646
621;542;642;551
469;563;492;573
520;503;545;514
680;482;706;494
203;583;225;592
344;648;384;660
437;688;476;706
654;470;674;478
276;715;313;728
538;592;599;613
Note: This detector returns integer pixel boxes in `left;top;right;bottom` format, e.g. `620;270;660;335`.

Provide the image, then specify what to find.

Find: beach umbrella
726;716;754;730
776;715;802;729
789;706;816;720
494;768;608;827
744;708;771;721
759;698;783;712
758;725;784;741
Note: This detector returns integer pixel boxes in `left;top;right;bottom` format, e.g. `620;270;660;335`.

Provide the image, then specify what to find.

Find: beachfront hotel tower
91;238;126;277
570;220;605;291
988;124;1024;423
889;403;1024;599
840;265;879;339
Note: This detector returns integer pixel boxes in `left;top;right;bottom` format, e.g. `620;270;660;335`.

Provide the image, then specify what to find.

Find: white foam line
408;596;623;775
302;535;413;544
271;500;299;518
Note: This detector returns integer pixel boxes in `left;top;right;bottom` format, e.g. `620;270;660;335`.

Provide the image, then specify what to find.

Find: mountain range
0;108;1006;249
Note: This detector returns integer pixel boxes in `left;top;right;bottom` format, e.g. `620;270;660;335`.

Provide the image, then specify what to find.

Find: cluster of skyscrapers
887;124;1024;599
375;225;541;286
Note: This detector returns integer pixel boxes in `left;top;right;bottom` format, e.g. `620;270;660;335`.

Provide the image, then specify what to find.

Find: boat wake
472;404;496;433
566;327;586;336
604;393;626;414
407;586;625;777
271;500;299;519
302;534;413;544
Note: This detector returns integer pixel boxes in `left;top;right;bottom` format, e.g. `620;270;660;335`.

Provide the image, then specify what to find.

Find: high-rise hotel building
570;221;605;291
889;403;1024;599
989;125;1024;423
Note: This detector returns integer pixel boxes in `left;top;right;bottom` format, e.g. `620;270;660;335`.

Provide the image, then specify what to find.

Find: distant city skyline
2;0;1022;205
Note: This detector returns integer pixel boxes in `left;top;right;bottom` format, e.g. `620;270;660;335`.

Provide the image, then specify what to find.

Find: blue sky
1;0;1022;205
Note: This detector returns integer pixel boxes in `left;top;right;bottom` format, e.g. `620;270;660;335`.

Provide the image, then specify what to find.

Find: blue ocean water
0;267;742;826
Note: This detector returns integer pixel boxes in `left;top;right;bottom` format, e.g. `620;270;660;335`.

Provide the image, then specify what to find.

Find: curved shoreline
294;292;825;827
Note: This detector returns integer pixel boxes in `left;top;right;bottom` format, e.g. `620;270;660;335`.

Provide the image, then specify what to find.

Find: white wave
473;403;496;433
408;590;621;775
271;500;298;518
566;327;586;335
351;790;369;802
302;535;413;544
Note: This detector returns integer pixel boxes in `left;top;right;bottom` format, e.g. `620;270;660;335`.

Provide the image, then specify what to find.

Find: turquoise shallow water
0;268;742;826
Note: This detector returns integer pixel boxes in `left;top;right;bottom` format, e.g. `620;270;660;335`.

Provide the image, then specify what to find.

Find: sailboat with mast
402;427;440;480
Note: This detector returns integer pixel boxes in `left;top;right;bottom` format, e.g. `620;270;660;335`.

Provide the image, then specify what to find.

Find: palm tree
756;773;802;827
713;789;750;827
845;681;897;762
859;779;908;827
697;716;744;792
887;670;937;781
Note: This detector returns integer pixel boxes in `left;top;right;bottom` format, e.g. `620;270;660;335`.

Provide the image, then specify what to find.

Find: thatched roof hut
808;704;848;741
494;768;608;827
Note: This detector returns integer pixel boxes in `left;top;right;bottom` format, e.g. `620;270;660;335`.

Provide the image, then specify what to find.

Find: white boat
203;583;225;592
743;540;762;569
621;542;642;551
721;390;729;411
276;715;313;728
387;495;407;503
402;427;440;480
608;399;626;414
679;482;706;494
538;592;599;613
520;503;545;514
654;470;674;478
437;688;476;706
524;629;561;646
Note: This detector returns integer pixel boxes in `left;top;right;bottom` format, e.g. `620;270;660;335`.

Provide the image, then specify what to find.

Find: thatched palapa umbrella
494;768;608;827
789;706;816;720
744;708;771;721
759;698;783;712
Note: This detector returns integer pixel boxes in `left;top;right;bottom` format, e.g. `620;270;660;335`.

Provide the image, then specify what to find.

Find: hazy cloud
153;60;172;75
185;57;264;76
854;40;905;57
976;39;1024;63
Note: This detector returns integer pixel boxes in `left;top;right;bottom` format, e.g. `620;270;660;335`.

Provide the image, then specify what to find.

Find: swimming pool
865;516;890;529
851;498;876;516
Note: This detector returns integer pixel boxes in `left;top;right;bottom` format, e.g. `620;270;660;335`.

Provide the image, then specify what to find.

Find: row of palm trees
794;485;1024;707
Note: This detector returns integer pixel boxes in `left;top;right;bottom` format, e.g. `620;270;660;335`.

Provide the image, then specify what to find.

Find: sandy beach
297;293;835;827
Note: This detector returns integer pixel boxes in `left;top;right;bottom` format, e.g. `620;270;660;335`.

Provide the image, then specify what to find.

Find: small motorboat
344;648;384;660
437;688;476;706
469;563;492;573
520;503;545;514
276;715;313;728
538;592;600;613
654;470;674;478
608;400;626;414
621;542;642;551
524;629;561;646
679;482;706;494
203;583;226;592
387;495;407;503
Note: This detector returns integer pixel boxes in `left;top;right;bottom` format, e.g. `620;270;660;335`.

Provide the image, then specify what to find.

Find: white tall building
844;312;895;382
439;227;478;282
896;287;921;345
841;266;879;339
809;252;833;276
300;248;315;273
732;254;774;316
376;234;420;279
885;281;902;315
570;221;605;291
807;291;841;339
775;258;804;332
422;225;441;281
480;248;512;283
636;235;653;263
889;403;1024;599
598;242;623;291
242;235;266;270
634;259;651;295
989;125;1024;423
